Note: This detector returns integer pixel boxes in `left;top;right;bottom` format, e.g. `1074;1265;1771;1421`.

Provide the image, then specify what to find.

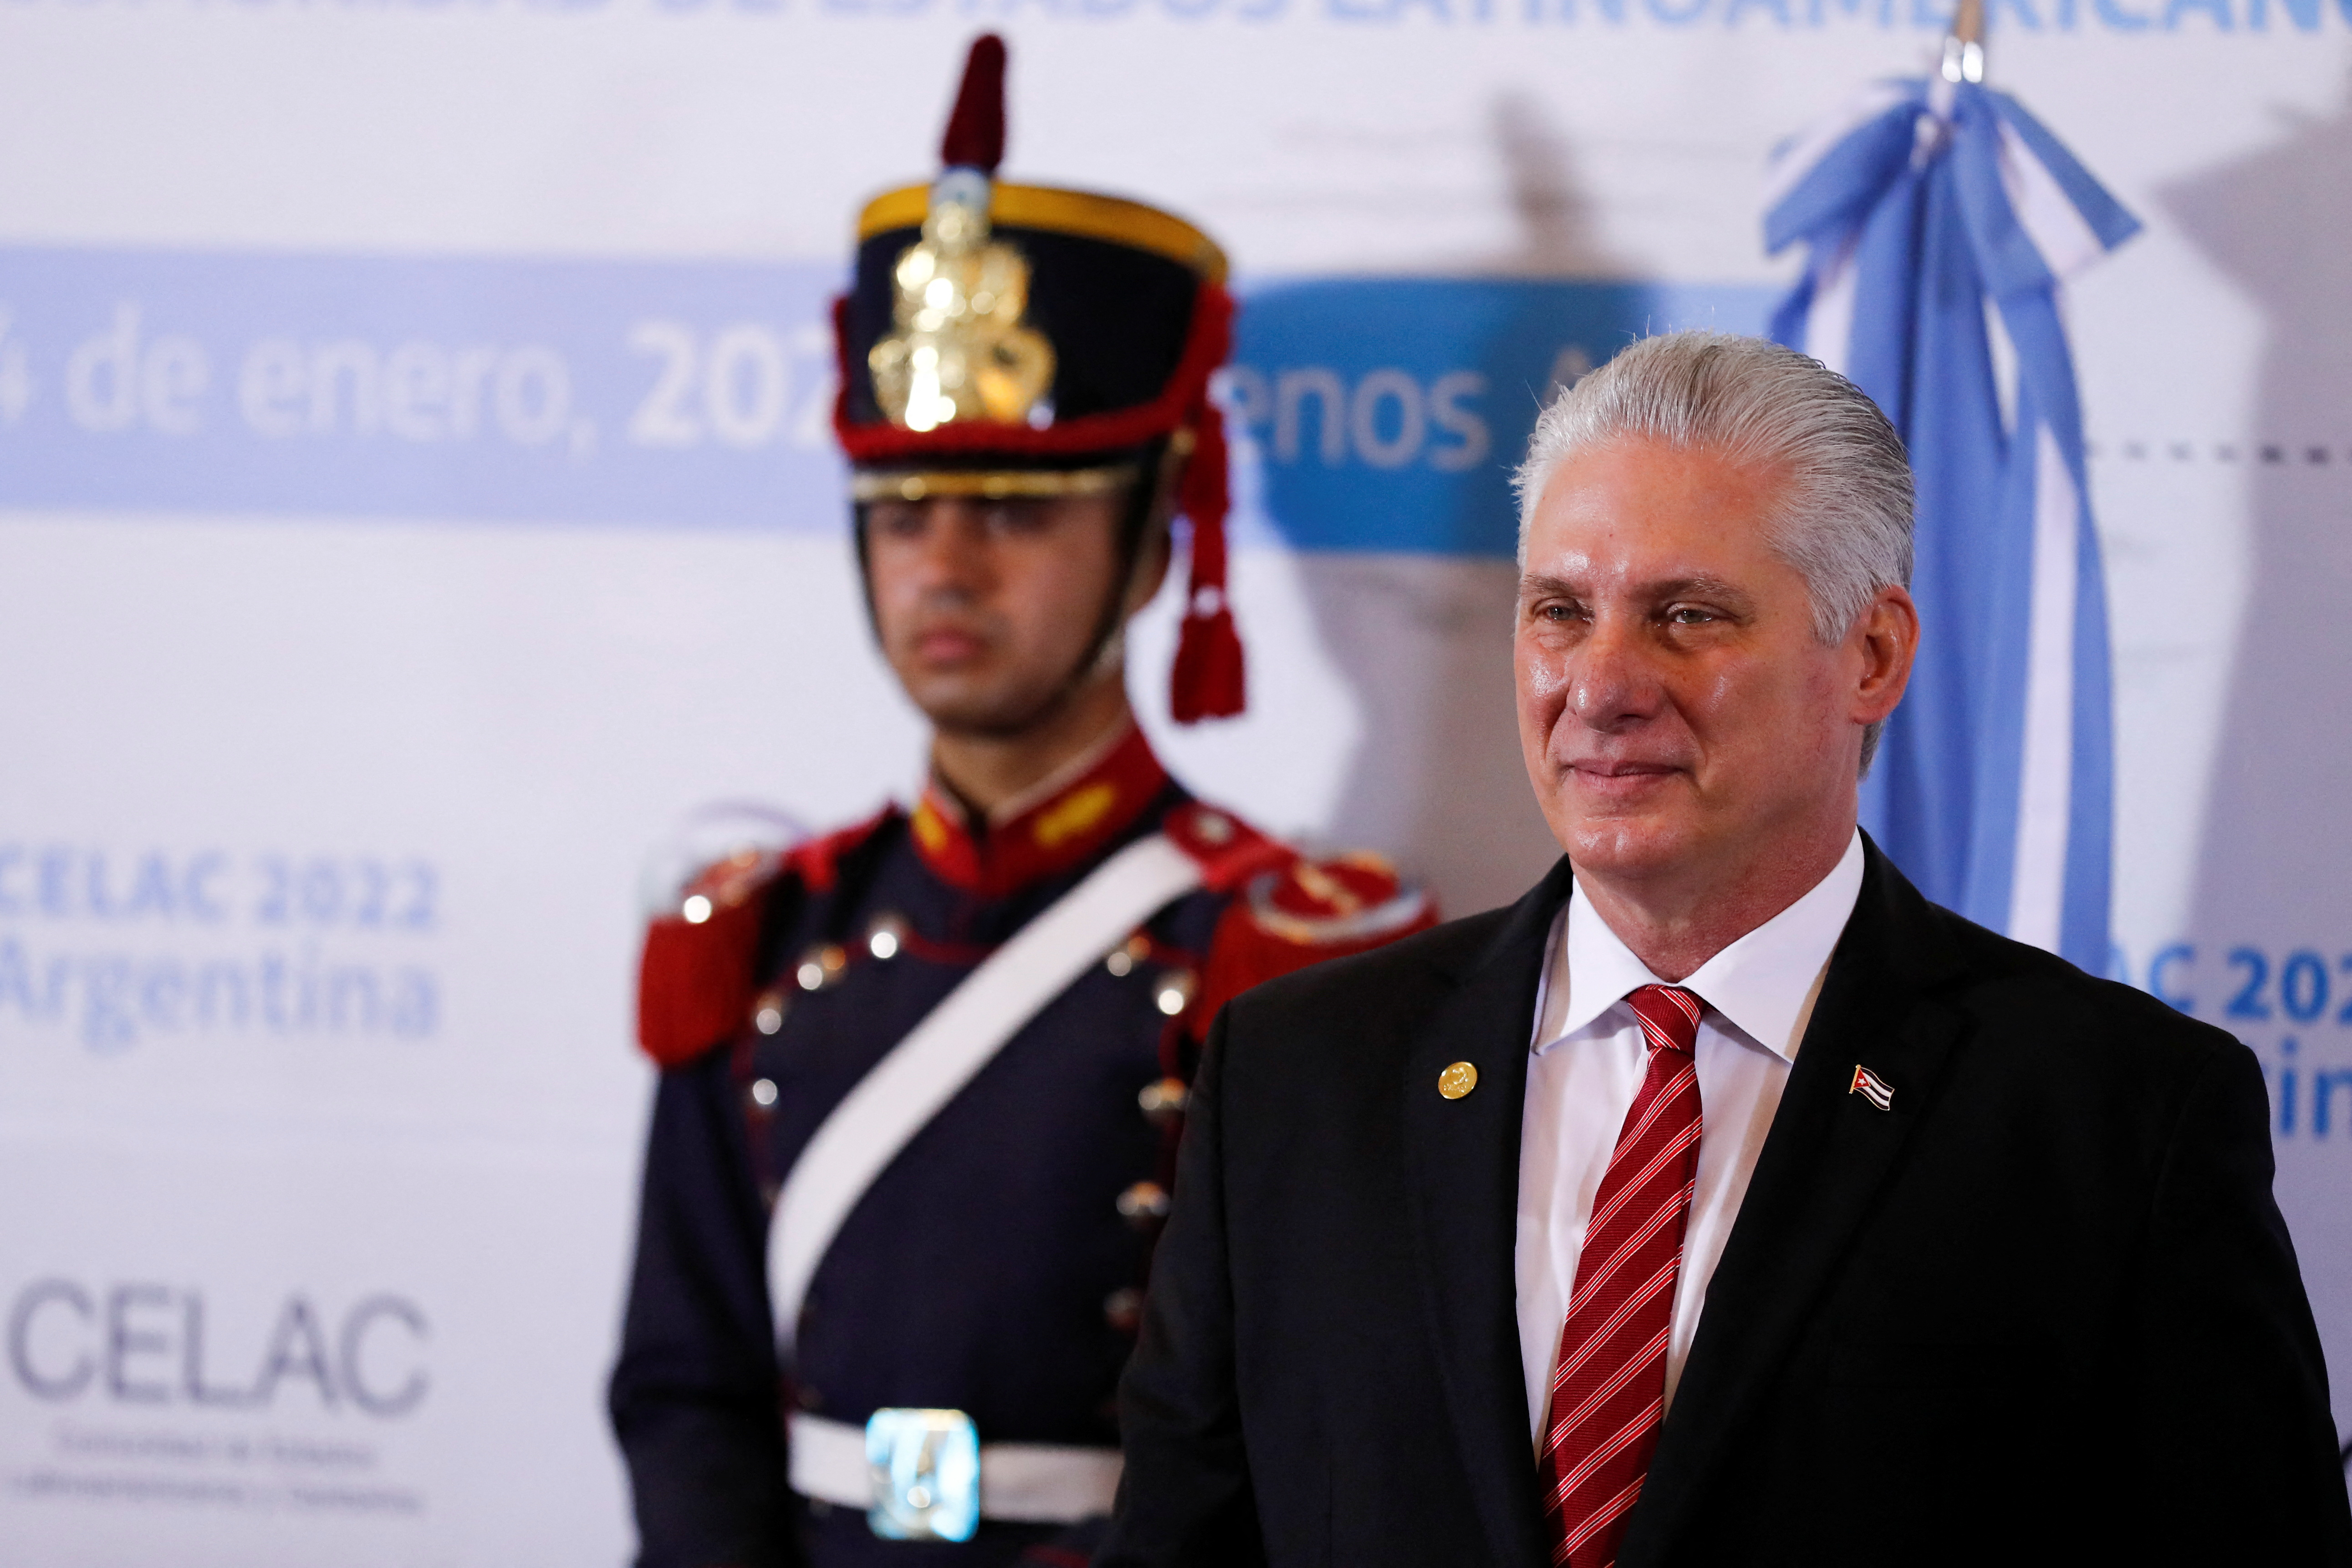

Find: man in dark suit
1100;332;2352;1567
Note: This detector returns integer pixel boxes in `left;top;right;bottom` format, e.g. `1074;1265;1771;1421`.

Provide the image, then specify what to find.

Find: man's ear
1124;470;1180;617
1851;583;1920;724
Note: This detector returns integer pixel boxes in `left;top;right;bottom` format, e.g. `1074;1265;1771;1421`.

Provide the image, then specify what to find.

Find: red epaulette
1158;802;1296;894
633;807;896;1068
1160;803;1438;1042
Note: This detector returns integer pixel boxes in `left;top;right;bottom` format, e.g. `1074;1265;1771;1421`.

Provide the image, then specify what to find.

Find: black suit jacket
1102;842;2352;1568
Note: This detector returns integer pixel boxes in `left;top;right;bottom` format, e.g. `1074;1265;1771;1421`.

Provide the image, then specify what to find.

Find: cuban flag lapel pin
1849;1064;1895;1112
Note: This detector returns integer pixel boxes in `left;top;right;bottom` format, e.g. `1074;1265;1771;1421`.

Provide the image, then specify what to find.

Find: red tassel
939;35;1008;173
1170;396;1246;723
1180;393;1230;536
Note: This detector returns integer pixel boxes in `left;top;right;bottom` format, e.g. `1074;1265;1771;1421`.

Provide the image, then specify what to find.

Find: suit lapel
1401;858;1573;1568
1617;838;1971;1567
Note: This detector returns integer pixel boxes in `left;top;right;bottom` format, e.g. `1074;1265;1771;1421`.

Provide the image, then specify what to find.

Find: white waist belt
787;1412;1123;1525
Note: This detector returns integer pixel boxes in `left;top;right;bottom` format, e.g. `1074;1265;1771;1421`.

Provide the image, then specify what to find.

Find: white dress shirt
1514;830;1865;1442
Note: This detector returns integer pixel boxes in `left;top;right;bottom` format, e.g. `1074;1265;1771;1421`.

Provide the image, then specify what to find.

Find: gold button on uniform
1438;1061;1478;1100
1116;1182;1172;1227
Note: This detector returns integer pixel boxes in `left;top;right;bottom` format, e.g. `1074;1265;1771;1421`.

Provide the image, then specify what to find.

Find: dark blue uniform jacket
610;726;1429;1568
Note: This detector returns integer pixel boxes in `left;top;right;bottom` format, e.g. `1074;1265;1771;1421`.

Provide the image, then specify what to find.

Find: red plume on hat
940;34;1008;172
835;32;1246;723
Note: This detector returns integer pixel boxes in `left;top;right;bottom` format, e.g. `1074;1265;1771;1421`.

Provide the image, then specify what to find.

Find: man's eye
983;502;1050;535
1668;606;1717;625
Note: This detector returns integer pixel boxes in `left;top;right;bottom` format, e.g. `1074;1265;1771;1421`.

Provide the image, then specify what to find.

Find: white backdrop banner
1;7;2347;1563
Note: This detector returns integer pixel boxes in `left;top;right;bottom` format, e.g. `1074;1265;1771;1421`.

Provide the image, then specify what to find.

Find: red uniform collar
908;721;1173;898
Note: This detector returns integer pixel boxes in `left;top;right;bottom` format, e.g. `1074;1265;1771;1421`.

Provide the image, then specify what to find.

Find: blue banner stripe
0;248;1770;557
1226;276;1775;556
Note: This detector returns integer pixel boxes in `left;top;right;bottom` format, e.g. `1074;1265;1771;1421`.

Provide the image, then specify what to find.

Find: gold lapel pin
1438;1061;1478;1100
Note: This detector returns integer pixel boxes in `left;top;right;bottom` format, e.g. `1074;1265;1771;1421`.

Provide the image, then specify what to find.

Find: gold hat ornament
867;165;1056;434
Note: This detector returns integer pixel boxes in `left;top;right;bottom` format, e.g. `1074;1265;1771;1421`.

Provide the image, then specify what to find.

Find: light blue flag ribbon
1766;77;2139;975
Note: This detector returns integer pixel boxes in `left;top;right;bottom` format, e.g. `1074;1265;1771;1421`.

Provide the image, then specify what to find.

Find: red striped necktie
1538;983;1705;1568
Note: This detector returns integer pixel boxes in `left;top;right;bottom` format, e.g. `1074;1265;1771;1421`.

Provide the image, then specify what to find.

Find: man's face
865;491;1134;736
1514;435;1908;890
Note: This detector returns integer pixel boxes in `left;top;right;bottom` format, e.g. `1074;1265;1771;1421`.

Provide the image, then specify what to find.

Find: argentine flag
1765;76;2139;976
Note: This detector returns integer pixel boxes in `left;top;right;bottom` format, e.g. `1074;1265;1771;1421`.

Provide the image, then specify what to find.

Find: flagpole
1941;0;1986;84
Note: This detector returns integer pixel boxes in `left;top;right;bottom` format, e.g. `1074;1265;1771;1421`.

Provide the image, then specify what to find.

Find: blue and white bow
1767;77;2139;974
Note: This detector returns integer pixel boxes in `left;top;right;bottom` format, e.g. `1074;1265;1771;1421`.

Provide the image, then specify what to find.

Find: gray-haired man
1100;332;2351;1568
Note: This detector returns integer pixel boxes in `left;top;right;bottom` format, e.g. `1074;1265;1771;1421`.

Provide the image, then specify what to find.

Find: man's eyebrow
1652;574;1754;605
1515;572;1755;604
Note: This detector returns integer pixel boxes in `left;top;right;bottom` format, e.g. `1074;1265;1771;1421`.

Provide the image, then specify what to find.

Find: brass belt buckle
864;1407;980;1542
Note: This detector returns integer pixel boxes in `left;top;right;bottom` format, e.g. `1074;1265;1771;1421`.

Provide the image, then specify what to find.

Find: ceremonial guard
608;37;1434;1568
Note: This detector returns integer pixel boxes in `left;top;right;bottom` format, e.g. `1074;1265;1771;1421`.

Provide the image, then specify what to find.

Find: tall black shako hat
833;35;1244;723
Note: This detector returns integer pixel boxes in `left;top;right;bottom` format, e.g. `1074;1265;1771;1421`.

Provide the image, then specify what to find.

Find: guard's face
1514;435;1913;892
866;491;1131;736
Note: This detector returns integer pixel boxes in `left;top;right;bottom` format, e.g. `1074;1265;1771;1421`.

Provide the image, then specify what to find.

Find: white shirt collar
1532;829;1866;1063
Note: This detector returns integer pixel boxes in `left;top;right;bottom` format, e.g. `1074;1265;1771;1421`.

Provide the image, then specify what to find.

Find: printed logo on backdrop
817;0;2352;30
2;0;2342;31
0;845;439;1053
4;1277;430;1515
